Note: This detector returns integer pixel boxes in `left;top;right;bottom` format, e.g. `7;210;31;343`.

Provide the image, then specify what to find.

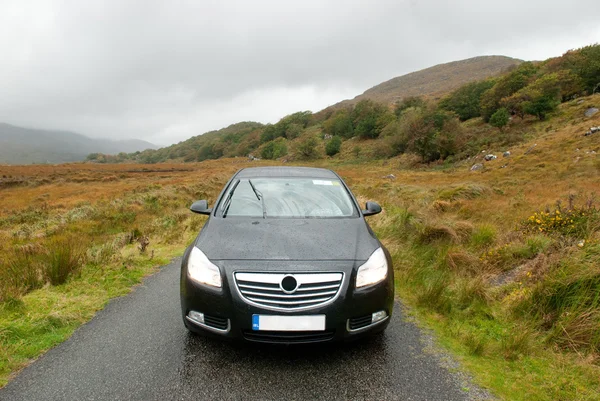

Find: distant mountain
321;56;523;114
0;123;156;164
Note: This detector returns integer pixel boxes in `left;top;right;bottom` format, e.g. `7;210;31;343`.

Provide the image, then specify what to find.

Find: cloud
0;0;598;145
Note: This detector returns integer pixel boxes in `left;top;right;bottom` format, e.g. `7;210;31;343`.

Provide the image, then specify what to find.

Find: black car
180;166;394;344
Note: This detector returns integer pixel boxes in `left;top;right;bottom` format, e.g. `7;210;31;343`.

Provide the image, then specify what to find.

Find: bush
325;136;342;156
489;108;510;130
260;138;288;160
296;137;319;159
524;205;599;238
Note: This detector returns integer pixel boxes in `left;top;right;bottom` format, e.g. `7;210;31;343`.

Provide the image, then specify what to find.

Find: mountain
0;123;156;164
323;56;523;113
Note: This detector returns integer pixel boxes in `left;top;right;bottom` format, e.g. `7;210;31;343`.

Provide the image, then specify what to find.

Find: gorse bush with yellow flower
523;196;600;239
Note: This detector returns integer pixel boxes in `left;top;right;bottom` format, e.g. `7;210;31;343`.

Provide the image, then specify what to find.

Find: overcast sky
1;0;599;146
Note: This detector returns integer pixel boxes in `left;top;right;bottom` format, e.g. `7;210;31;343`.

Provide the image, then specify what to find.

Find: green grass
372;201;600;400
0;244;186;387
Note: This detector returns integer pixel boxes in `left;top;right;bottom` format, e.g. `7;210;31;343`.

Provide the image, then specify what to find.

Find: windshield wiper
222;179;241;218
248;179;267;218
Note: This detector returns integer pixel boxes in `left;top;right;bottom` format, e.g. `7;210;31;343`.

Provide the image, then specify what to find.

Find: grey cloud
0;0;599;145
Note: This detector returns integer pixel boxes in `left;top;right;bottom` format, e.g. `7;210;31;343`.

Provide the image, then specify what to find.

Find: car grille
204;315;229;331
348;315;372;330
234;272;344;312
242;330;335;344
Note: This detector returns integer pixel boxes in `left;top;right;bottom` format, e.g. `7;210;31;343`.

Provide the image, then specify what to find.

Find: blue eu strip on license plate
252;315;260;331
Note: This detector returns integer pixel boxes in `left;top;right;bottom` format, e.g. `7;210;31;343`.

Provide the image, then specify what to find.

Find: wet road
1;259;476;401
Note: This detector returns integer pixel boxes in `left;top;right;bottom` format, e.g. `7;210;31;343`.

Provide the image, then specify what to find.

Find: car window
220;178;357;218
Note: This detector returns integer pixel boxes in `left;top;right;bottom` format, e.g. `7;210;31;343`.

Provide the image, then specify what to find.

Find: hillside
111;121;264;164
356;55;523;103
0;123;156;164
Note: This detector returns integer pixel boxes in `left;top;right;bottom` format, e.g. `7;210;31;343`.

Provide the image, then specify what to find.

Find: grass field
1;98;599;399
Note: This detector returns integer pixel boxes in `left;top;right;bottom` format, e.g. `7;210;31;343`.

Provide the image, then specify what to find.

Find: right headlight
187;247;222;288
356;247;388;288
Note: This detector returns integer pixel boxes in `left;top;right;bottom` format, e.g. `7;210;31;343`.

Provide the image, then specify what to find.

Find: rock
577;99;585;104
383;174;396;180
586;126;600;136
503;151;511;158
470;163;484;171
484;154;497;161
584;107;599;117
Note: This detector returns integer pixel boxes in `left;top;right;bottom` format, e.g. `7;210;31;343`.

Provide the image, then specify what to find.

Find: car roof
235;166;338;179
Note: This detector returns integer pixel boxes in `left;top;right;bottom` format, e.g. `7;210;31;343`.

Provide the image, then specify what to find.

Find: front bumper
180;263;394;344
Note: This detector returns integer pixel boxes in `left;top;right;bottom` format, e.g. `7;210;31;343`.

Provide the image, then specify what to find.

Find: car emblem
280;275;299;294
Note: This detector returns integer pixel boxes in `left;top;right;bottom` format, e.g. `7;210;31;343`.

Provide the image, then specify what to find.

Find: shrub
296;136;319;159
489;108;510;130
523;204;599;238
325;136;342;156
260;138;288;160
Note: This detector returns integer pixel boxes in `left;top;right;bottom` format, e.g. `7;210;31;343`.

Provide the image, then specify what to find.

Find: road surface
0;258;485;401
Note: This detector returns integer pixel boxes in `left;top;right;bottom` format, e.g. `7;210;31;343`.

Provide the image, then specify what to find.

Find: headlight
187;247;222;288
356;247;388;288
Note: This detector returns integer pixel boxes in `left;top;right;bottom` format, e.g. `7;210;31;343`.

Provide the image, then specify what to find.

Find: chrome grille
234;272;343;312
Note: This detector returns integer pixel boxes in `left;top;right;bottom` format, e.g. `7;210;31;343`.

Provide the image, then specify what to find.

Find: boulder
484;154;497;161
503;151;511;158
470;163;484;171
584;107;599;117
383;174;396;180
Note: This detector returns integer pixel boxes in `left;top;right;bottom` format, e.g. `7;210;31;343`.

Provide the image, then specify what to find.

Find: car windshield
220;178;357;218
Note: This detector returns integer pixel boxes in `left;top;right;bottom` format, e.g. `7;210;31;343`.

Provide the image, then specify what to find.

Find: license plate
252;314;326;331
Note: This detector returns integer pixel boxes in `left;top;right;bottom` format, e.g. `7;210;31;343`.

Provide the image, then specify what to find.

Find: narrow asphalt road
1;259;480;401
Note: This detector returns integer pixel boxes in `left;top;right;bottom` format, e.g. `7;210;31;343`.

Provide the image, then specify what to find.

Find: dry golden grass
0;96;599;398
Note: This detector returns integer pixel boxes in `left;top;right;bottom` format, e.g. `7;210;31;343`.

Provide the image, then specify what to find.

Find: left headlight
187;247;222;288
356;247;388;288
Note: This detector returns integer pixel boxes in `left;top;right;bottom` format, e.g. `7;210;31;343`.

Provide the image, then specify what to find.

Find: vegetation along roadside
1;44;599;399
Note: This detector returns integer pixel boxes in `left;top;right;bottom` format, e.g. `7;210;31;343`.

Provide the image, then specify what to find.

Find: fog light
372;310;387;323
188;310;205;324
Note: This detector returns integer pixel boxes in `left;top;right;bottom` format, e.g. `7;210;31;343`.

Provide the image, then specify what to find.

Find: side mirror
190;200;212;215
362;201;382;216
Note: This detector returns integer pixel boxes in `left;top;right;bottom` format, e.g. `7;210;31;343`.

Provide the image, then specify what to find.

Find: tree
439;80;495;120
325;136;342;156
510;74;561;120
489;108;510;130
394;96;426;117
480;62;538;121
351;99;393;139
322;109;354;138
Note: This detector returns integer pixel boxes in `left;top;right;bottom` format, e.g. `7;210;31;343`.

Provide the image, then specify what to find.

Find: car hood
195;218;379;261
